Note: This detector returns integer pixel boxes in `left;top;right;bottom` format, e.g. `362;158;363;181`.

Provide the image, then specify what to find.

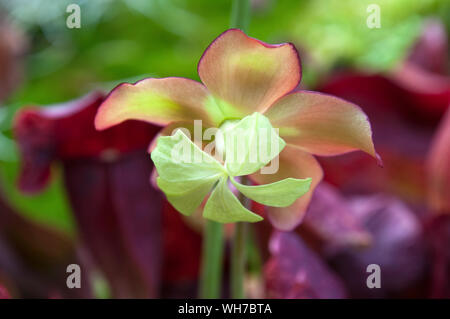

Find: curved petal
95;77;218;130
198;29;301;119
250;145;323;231
264;91;380;161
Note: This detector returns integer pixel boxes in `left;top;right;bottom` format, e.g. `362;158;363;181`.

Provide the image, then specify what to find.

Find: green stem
231;176;250;298
231;0;251;32
229;0;251;300
200;0;251;300
200;220;224;298
231;222;247;298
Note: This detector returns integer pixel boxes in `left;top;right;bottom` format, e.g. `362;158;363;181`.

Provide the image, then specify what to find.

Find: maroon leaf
427;108;450;214
426;106;450;298
15;92;164;298
14;92;160;193
0;190;90;298
302;183;372;249
392;19;450;119
161;202;202;298
328;195;427;298
426;214;450;298
63;151;162;298
407;19;448;75
265;231;347;299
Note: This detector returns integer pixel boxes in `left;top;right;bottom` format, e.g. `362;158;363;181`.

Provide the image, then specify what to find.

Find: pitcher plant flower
95;29;379;230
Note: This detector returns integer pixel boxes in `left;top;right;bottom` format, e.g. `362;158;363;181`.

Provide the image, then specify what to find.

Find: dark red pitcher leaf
265;231;347;299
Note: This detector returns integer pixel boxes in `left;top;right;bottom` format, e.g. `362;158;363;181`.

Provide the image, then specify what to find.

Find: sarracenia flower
95;29;379;230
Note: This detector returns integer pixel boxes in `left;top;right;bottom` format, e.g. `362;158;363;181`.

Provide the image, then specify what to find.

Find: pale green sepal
203;177;263;223
231;177;312;207
151;129;226;182
221;112;286;177
157;176;222;216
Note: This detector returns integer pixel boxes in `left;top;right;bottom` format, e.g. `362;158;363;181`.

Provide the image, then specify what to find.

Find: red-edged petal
198;29;301;119
264;90;380;161
95;77;218;130
250;145;323;231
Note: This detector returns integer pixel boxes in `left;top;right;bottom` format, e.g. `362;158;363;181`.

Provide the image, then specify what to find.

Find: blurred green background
0;0;448;235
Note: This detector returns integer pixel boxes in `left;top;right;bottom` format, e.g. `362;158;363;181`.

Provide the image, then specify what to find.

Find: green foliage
289;0;448;71
0;161;75;235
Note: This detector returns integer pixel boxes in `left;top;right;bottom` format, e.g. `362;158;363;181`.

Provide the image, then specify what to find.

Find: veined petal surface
264;91;378;159
95;77;217;130
198;29;301;119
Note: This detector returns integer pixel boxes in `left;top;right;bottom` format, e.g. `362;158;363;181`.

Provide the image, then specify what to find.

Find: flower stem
231;176;251;298
200;220;224;298
231;222;248;298
231;0;251;32
229;0;251;300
